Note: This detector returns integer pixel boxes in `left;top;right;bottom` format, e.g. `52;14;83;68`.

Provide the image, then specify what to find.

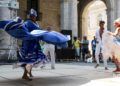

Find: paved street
0;62;120;86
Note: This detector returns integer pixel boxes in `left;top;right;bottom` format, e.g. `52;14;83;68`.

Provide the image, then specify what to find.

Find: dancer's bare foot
113;69;120;73
22;75;32;81
22;65;32;81
105;67;108;70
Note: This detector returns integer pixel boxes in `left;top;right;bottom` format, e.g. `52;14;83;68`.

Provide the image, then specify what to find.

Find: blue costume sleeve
0;19;68;47
0;20;37;40
0;20;11;29
24;20;40;32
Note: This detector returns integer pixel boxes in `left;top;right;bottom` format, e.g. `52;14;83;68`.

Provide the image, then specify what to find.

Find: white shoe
95;64;99;68
51;67;55;70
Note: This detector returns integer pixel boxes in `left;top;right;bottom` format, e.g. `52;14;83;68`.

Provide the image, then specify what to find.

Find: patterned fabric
18;19;47;67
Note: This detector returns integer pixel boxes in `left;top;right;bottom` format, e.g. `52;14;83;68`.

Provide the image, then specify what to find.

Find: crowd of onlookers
72;35;95;63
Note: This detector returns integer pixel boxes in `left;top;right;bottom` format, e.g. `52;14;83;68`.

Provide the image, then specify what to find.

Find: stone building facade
17;0;120;37
18;0;61;31
0;0;120;61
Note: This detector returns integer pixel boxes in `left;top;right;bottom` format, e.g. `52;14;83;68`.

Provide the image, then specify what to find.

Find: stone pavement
0;62;120;86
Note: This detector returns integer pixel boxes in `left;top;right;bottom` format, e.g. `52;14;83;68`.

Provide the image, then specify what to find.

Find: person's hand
108;32;113;35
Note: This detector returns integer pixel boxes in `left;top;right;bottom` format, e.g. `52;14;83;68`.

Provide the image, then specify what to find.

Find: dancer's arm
108;32;115;36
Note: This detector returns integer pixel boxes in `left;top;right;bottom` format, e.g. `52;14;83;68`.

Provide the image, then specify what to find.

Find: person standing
81;36;89;62
91;36;97;62
73;37;81;61
95;20;108;70
43;26;56;69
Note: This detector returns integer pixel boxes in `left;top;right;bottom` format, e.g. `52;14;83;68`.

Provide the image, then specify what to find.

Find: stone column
0;0;18;62
60;0;69;30
60;0;78;37
68;0;78;37
106;0;119;32
115;0;120;18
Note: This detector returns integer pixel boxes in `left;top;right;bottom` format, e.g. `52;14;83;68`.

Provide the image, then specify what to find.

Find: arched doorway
82;0;107;40
78;0;112;40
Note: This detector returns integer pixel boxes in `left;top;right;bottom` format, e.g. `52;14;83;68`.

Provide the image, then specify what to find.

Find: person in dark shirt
81;36;89;62
91;36;97;62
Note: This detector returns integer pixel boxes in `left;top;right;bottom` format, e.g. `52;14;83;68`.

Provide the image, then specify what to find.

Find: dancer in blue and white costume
0;9;69;80
19;9;45;80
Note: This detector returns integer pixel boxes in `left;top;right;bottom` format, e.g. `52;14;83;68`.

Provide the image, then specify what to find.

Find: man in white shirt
43;26;55;69
95;21;108;70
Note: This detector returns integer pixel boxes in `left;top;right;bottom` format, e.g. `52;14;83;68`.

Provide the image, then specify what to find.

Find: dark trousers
92;50;95;62
82;48;88;62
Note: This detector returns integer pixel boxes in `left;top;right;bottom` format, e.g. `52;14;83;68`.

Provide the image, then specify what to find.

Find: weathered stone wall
17;0;27;19
40;0;60;31
18;0;60;31
0;7;17;62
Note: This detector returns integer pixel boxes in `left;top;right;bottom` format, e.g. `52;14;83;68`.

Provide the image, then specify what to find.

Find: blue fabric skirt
17;39;47;67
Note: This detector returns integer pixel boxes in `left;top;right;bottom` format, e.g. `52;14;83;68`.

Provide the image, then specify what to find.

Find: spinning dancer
0;9;68;80
102;18;120;72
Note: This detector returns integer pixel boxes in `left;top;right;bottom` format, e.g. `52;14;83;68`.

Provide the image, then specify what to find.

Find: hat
29;9;37;17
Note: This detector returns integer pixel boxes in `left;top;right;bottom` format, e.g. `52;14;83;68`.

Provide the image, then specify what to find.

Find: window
27;0;41;21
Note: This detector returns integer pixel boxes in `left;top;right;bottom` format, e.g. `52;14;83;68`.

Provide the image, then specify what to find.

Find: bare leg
22;65;32;81
113;56;120;72
29;67;33;77
22;67;30;80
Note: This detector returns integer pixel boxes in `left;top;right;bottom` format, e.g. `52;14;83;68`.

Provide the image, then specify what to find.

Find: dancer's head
114;18;120;28
99;20;105;30
29;9;37;22
83;35;87;40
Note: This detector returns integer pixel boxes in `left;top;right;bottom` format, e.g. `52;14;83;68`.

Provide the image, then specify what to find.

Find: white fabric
102;30;120;62
95;29;108;67
31;30;47;35
95;29;102;44
95;29;102;64
43;43;55;68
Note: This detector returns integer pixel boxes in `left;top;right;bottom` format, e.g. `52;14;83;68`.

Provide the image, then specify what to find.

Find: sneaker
105;67;108;70
51;66;55;70
95;64;99;68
